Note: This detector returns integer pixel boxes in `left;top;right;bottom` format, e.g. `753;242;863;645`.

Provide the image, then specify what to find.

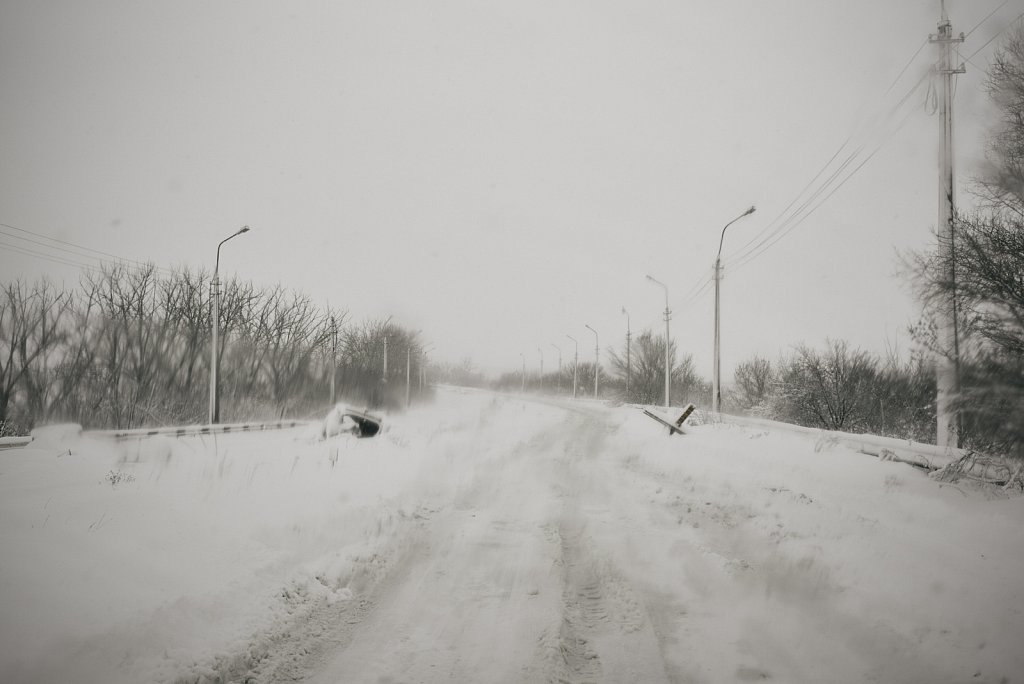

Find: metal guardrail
710;411;965;471
87;419;315;441
0;435;34;450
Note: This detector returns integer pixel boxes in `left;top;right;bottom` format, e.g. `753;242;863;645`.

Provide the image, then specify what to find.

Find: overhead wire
730;98;922;274
722;68;931;271
965;8;1024;62
964;0;1011;38
1;240;102;272
2;221;177;277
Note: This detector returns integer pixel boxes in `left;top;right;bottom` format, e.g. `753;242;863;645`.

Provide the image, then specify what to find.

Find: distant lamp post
566;335;579;399
520;353;526;392
551;343;562;394
646;275;671;408
585;324;599;398
713;205;756;414
209;225;250;424
329;316;338;405
537;347;544;392
622;306;631;401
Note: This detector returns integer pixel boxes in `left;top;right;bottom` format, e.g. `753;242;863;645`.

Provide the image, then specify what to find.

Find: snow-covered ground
1;388;1022;683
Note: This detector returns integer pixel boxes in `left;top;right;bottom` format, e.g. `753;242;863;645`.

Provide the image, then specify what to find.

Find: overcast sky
2;0;1022;378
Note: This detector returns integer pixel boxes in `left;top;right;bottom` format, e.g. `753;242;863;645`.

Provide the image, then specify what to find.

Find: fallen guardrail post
642;403;696;436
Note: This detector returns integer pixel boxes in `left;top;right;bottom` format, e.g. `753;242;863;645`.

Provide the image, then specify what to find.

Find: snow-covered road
2;388;1023;683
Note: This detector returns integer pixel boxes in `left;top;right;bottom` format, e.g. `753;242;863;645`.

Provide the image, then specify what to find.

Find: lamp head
744;206;756;216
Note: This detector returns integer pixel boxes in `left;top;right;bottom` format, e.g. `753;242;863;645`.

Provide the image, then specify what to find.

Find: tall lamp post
329;316;338;406
622;306;631;401
566;335;578;399
584;324;599;398
646;275;671;408
520;353;526;392
551;343;562;395
538;347;544;392
209;225;250;424
713;205;756;414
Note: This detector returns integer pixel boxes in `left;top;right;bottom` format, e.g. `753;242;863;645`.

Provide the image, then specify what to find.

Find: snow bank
3;392;1023;683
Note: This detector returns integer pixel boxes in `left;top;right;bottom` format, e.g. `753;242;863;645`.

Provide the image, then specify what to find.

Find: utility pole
406;347;411;408
566;335;578;399
521;353;526;392
551;344;562;394
713;206;756;413
585;324;599;398
646;275;671;408
209;225;249;424
383;336;388;382
538;348;544;392
931;0;964;448
330;316;337;405
622;307;631;401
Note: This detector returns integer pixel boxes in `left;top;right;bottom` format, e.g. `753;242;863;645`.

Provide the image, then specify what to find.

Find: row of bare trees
726;341;935;443
0;266;425;433
491;332;711;406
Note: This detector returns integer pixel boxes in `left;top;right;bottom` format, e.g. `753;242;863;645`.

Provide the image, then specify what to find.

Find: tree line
0;265;427;434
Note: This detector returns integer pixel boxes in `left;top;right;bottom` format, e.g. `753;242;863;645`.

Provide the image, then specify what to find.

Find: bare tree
774;340;877;431
0;280;72;430
607;332;708;406
730;355;773;414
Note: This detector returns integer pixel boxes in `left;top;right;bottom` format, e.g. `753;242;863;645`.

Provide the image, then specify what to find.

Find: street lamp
537;347;544;392
551;343;562;394
584;324;599;398
566;335;578;399
520;353;526;392
713;205;756;414
622;306;631;401
209;225;250;424
646;275;671;407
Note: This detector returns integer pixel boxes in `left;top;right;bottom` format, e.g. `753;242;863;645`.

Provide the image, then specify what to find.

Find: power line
966;8;1024;61
1;221;175;277
1;240;101;272
884;38;930;95
730;98;922;274
724;68;930;269
964;0;1011;38
733;93;922;273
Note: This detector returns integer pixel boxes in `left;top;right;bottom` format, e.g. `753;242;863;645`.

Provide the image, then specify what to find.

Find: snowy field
1;387;1023;684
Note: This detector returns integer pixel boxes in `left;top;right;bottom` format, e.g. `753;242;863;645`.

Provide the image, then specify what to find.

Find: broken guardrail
0;435;34;450
711;412;964;472
87;419;315;441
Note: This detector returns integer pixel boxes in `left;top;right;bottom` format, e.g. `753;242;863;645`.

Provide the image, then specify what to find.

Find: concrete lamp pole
566;335;578;399
645;275;671;408
329;316;337;406
713;205;756;414
584;324;599;399
551;344;562;395
537;348;544;392
209;225;250;424
622;306;631;401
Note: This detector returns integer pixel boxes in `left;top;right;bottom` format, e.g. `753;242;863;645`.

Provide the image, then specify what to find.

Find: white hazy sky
2;0;1022;378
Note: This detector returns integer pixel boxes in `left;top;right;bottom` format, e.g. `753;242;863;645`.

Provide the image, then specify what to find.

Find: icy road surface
2;388;1023;683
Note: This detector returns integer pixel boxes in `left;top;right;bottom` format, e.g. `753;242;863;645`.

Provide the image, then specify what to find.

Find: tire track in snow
227;508;433;684
532;410;674;684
